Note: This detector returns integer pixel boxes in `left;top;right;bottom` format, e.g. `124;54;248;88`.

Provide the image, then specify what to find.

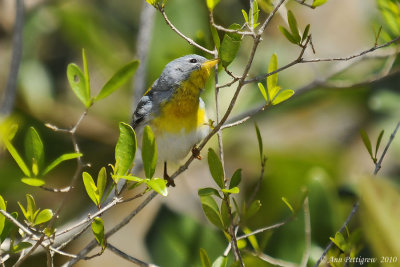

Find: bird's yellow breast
151;68;209;134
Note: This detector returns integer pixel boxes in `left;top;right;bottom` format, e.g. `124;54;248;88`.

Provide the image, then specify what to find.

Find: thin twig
0;209;38;239
63;191;159;266
313;121;400;267
40;185;72;193
294;0;314;9
258;0;287;34
373;121;400;175
245;35;400;85
14;110;89;267
107;243;160;267
253;250;298;267
300;197;311;267
0;0;24;116
247;156;267;208
158;7;215;55
46;247;54;267
55;197;121;237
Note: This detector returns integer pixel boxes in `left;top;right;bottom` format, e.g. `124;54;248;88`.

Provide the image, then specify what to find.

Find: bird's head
156;54;219;91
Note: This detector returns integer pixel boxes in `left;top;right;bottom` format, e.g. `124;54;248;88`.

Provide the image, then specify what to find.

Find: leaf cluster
258;54;294;106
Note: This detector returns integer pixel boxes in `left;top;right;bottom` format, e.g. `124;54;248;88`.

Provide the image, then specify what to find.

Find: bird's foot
192;146;202;160
163;168;175;187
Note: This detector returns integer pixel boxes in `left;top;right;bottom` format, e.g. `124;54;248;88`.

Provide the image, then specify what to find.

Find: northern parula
131;54;219;186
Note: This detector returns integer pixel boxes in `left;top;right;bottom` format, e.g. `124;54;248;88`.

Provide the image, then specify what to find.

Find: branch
14;110;89;267
300;197;311;267
55;197;122;237
252;250;298;267
158;7;215;55
0;209;38;240
294;0;315;9
258;0;288;34
107;243;159;267
0;0;24;116
245;35;400;85
247;156;267;208
313;120;400;267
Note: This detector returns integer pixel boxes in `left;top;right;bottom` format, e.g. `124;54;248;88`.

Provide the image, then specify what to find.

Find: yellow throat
151;60;218;134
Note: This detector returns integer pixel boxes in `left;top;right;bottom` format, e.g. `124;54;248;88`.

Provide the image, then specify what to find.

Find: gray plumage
131;54;208;130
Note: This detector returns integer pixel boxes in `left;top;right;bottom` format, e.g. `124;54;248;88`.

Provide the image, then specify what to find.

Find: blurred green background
0;0;399;266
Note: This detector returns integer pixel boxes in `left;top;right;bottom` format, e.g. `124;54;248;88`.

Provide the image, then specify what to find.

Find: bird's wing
131;93;153;129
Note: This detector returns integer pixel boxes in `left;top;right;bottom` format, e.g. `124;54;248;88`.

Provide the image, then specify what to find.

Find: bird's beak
201;58;220;70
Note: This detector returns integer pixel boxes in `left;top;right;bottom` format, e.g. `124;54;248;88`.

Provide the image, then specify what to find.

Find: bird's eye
189;58;197;63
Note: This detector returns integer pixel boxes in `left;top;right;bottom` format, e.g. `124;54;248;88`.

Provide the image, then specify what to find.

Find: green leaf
245;200;261;219
330;232;348;252
252;0;260;28
96;61;139;101
220;201;230;229
281;197;294;214
115;122;137;178
269;86;281;101
21;178;45;187
375;130;384;159
142;125;157;178
210;26;221;50
0;212;18;243
12;242;32;253
3;139;31;177
67;63;90;107
115;175;143;183
377;0;400;36
301;24;311;43
207;148;225;189
220;24;242;67
92;217;106;248
360;129;373;159
34;209;53;225
237;239;247;249
82;172;99;206
24;127;44;174
272;89;294;105
200;195;224;229
82;48;91;102
243;227;259;250
0;122;18;142
198;187;222;198
257;83;268;103
146;0;168;7
206;0;221;11
242;9;249;24
42;153;82;176
230;169;242;189
254;123;263;161
212;256;228;267
26;194;36;222
287;10;300;44
0;195;6;236
146;178;168;196
267;53;278;91
279;26;298;45
18;202;28;222
44;227;55;237
97;167;107;203
312;0;328;8
199;248;212;267
221;187;239;194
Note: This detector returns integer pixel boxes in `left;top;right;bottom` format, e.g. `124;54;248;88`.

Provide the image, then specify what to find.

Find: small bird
131;54;219;187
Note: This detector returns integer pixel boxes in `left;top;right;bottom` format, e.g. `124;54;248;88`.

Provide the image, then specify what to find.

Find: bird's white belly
156;125;209;162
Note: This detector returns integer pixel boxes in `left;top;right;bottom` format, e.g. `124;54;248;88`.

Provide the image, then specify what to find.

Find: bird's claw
192;146;202;160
